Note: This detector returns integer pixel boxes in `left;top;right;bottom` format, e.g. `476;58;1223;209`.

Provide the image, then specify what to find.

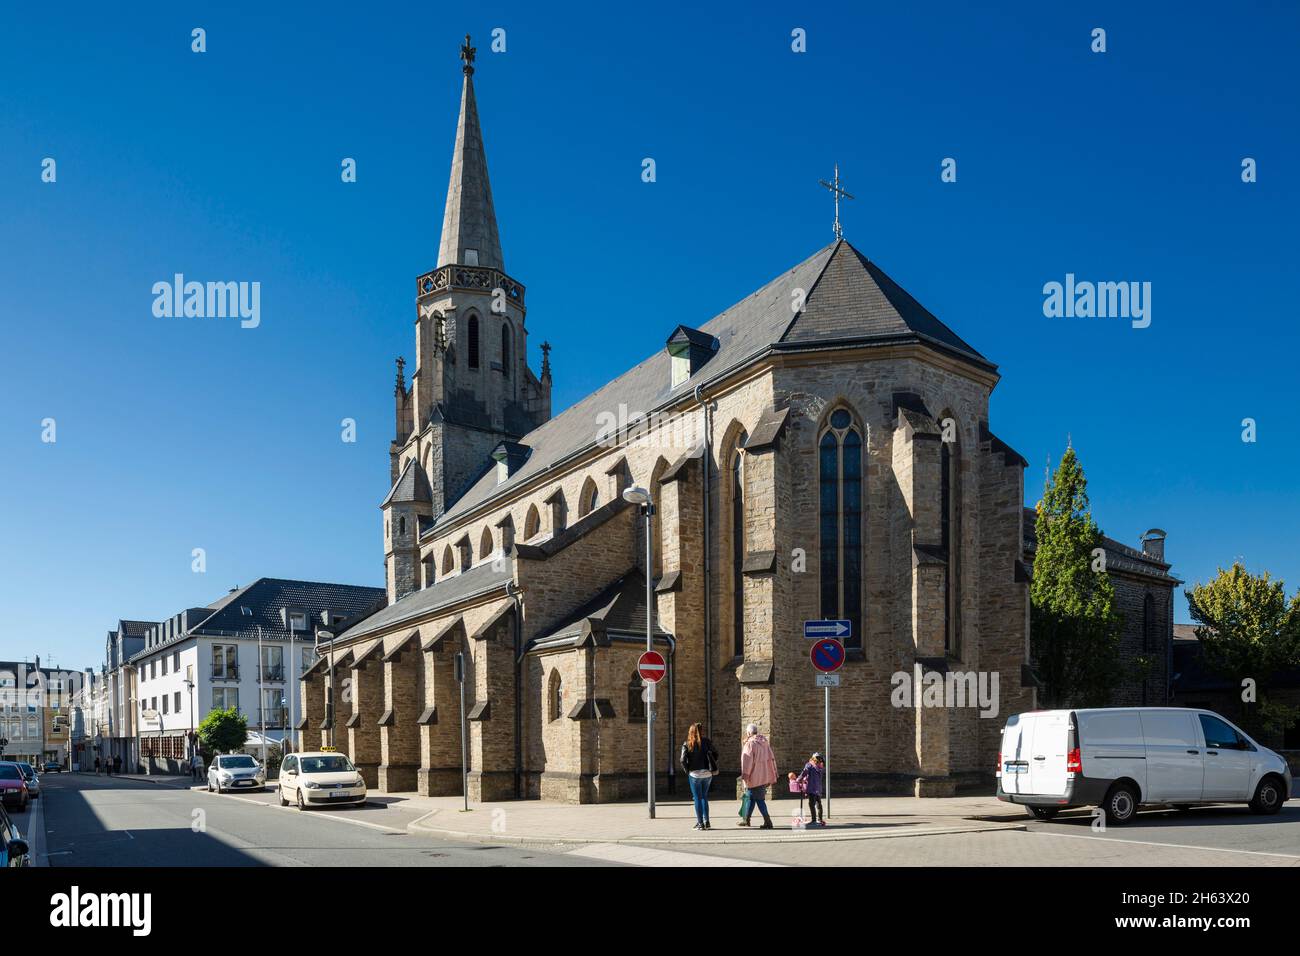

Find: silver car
207;754;266;793
15;764;39;799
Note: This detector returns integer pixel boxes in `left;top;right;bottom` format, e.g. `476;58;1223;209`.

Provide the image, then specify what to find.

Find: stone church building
296;38;1038;802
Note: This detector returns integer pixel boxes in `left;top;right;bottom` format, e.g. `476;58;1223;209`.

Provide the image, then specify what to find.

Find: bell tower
383;35;552;601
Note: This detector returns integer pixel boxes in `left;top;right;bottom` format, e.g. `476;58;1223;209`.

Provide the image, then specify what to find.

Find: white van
997;707;1291;824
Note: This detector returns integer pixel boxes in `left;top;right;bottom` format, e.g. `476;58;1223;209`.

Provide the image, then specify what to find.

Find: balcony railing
259;667;285;682
211;665;240;681
259;707;289;729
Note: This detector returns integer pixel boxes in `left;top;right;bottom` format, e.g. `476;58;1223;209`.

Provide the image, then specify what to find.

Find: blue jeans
689;774;711;824
745;785;770;823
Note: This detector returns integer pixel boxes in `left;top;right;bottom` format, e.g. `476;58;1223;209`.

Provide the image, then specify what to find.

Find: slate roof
333;559;514;644
437;66;503;272
529;570;669;648
1022;508;1181;583
128;579;386;663
437;238;991;528
381;457;433;508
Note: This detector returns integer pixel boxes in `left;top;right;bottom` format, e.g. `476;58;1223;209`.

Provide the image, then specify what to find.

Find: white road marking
1030;829;1300;860
566;842;783;867
202;788;407;834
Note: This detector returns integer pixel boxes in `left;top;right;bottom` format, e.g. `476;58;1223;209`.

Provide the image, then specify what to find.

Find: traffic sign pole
825;684;830;819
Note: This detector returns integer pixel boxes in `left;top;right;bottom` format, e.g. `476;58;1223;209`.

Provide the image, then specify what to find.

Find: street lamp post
622;485;656;819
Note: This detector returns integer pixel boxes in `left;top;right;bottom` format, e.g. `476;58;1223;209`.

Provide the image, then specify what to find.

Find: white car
207;754;266;793
997;706;1292;824
278;752;367;810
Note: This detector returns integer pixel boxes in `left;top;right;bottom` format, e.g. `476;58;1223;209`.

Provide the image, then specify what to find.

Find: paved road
37;773;614;867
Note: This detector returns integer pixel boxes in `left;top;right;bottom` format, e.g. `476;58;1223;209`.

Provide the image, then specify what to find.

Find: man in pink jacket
739;723;777;829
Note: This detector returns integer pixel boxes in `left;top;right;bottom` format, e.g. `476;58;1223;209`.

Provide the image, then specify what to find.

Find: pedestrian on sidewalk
94;756;101;775
190;751;204;783
795;753;826;827
679;722;718;830
738;723;777;829
113;754;122;775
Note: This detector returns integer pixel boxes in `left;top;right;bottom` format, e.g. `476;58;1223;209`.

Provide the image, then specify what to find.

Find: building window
524;505;541;540
940;419;960;657
261;645;284;682
579;477;599;517
162;695;169;715
212;687;239;712
161;656;168;676
212;645;239;680
468;315;480;369
174;691;182;714
730;433;747;658
261;688;285;728
399;515;406;536
150;660;157;680
501;322;511;378
1143;592;1156;652
442;545;455;576
548;670;563;723
172;650;180;671
627;672;646;722
819;408;863;649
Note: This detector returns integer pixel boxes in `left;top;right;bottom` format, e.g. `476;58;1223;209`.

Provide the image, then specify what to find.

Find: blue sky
2;1;1297;668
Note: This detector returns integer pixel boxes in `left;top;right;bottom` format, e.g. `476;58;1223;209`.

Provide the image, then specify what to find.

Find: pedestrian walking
190;751;204;783
94;756;101;775
679;722;718;830
113;754;122;775
738;723;777;829
795;752;826;826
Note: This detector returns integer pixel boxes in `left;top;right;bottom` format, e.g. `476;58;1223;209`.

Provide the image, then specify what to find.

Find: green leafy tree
197;707;248;755
1030;446;1123;706
1185;563;1300;738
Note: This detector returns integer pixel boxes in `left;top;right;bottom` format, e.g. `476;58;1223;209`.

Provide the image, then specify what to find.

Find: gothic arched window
441;545;454;576
730;434;747;658
548;669;563;722
627;671;646;722
819;408;862;648
1143;592;1156;652
940;414;960;657
578;477;599;517
501;322;511;378
524;504;541;541
468;315;480;369
479;526;494;562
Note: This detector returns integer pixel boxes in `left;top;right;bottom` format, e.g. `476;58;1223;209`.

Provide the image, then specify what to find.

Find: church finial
461;33;476;75
395;356;406;394
817;163;855;240
540;341;552;381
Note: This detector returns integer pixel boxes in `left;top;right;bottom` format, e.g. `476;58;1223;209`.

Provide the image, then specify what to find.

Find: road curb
404;814;1026;847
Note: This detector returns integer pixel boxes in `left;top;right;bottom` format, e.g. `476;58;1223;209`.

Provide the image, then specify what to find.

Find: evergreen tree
1030;446;1123;706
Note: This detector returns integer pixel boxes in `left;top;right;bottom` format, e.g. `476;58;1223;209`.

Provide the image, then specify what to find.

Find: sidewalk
400;793;1028;846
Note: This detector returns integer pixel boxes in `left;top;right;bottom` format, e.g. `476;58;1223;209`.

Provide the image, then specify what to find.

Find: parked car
43;761;62;773
0;802;30;867
278;752;367;810
997;707;1292;824
14;763;39;799
207;754;266;793
0;764;30;812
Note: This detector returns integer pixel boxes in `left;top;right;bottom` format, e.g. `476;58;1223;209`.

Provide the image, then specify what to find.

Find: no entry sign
637;650;667;683
810;638;845;673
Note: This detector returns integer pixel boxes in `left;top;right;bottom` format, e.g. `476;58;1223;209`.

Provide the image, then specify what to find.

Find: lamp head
622;486;652;506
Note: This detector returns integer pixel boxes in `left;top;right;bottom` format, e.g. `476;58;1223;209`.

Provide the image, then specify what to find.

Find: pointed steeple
437;34;504;272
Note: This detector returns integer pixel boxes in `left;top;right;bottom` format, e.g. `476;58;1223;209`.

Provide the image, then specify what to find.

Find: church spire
436;34;504;272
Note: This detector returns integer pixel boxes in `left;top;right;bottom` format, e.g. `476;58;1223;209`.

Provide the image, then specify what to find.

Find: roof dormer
666;325;718;388
491;441;530;484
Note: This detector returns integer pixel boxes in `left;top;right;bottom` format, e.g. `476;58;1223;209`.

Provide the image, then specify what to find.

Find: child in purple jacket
796;753;826;826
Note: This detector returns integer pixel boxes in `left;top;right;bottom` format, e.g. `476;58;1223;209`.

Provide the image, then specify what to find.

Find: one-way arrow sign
803;619;851;639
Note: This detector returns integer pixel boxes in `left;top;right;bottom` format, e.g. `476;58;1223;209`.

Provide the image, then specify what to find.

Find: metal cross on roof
818;163;855;240
461;34;476;75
